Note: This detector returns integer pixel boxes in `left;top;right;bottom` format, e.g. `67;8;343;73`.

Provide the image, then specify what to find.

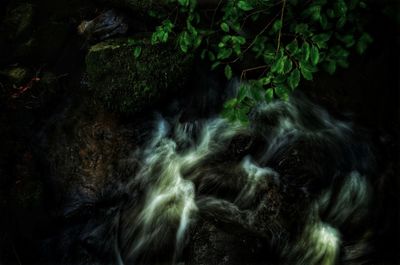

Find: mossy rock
95;0;172;13
86;37;193;113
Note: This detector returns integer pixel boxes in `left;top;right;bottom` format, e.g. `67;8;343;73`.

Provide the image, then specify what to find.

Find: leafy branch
132;0;373;123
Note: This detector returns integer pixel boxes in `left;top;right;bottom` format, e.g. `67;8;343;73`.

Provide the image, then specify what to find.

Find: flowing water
112;94;373;265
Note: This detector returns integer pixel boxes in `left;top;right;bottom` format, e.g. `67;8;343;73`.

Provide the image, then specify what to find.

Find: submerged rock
85;37;193;113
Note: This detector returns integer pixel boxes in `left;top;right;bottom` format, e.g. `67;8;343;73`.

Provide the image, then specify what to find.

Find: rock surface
86;37;193;113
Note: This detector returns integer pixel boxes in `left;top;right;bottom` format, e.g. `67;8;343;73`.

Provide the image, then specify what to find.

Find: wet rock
44;105;139;208
78;9;129;42
85;37;193;113
185;219;274;265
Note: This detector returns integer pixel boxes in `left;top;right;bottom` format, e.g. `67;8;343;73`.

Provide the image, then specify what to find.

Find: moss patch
95;0;172;13
86;37;193;113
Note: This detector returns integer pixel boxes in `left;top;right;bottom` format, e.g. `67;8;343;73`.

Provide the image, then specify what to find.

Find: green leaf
237;84;249;101
327;8;335;18
271;56;285;74
336;15;346;28
224;64;233;80
211;61;221;70
222;107;235;122
312;33;331;44
288;69;300;90
272;20;283;33
294;24;309;35
237;1;254;11
221;22;230;32
217;48;233;59
300;68;313;80
259;76;271;86
232;36;246;45
302;42;311;61
200;49;207;60
163;19;174;30
265;88;274;102
338;34;355;47
275;86;289;100
300;62;314;80
223;98;238;109
306;5;321;21
249;85;264;101
334;0;348;17
310;45;320;65
179;32;190;52
273;74;286;85
127;39;136;46
194;35;202;48
286;39;298;54
312;34;331;43
236;108;249;124
133;46;142;58
161;31;169;42
263;48;276;64
208;51;216;61
151;32;160;45
337;59;349;68
356;33;373;54
178;0;189;7
233;43;242;55
320;14;328;29
282;56;293;74
324;60;336;74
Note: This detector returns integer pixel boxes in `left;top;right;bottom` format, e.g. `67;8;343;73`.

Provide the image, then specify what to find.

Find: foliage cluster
133;0;373;122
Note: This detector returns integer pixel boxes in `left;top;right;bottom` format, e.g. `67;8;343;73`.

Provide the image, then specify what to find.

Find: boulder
85;37;193;113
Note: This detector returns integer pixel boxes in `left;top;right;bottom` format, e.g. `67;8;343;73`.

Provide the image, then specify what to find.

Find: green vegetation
144;0;373;122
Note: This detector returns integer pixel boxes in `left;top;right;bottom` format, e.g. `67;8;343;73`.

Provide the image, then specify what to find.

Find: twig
227;12;281;65
240;65;267;82
12;243;22;265
276;0;287;52
210;0;224;28
240;0;284;28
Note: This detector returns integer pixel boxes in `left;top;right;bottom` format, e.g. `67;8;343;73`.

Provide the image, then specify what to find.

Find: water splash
112;96;373;265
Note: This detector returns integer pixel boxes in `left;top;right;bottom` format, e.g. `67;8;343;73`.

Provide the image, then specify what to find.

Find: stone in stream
85;37;193;113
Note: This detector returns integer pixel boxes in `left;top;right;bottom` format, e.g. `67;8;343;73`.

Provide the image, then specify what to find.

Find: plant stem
276;0;287;52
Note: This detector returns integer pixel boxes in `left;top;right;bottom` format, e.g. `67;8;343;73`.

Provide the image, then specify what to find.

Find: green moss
5;67;30;83
86;37;193;113
95;0;171;13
